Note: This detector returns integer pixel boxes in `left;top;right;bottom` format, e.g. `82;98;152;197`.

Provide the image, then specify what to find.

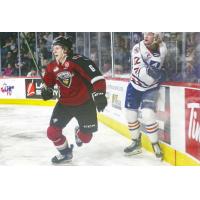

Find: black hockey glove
146;65;161;80
93;91;107;112
41;87;53;101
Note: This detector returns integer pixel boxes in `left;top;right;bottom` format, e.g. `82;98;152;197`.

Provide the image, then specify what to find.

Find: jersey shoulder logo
56;71;73;88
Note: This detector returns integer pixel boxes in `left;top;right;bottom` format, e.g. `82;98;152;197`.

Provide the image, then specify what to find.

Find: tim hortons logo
185;88;200;160
187;103;200;142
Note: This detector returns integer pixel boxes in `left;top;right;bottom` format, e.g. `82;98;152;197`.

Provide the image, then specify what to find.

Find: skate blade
124;149;142;156
155;154;164;161
52;159;73;166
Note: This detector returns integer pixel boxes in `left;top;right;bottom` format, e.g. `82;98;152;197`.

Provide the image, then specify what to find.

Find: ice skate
152;142;163;161
75;126;83;147
51;144;74;165
124;138;142;156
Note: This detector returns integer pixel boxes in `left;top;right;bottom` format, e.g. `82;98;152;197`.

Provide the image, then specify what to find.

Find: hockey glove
93;91;107;112
146;65;161;80
41;87;53;101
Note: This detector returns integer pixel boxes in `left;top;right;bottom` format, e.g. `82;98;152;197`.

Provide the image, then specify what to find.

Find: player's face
52;45;66;63
143;32;154;46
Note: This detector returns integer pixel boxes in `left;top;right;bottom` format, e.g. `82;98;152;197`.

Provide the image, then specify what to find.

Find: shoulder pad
71;54;93;65
72;54;83;60
72;54;90;61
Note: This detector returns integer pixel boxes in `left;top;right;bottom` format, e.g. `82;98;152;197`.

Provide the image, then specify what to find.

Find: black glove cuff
93;91;105;98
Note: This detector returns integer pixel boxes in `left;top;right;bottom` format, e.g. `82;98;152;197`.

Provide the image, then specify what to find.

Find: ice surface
0;104;169;166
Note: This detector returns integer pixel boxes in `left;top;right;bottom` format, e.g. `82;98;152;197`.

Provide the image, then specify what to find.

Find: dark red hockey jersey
43;54;106;105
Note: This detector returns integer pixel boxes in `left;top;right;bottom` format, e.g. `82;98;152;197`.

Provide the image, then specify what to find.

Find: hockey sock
128;120;141;140
47;126;68;154
145;122;159;143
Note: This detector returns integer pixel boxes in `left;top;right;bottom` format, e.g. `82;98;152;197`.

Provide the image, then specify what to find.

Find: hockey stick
21;32;45;84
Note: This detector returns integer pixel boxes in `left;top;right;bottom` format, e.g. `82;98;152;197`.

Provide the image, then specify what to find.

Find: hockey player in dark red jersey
41;36;107;164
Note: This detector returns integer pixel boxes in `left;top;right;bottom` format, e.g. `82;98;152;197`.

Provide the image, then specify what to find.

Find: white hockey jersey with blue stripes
130;41;163;91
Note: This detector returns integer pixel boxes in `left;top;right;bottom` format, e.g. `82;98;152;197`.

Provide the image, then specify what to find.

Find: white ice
0;104;169;166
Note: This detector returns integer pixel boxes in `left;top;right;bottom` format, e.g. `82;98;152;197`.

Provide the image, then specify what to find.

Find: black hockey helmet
52;36;73;49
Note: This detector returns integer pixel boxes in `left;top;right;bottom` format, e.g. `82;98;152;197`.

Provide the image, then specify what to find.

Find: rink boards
1;77;200;166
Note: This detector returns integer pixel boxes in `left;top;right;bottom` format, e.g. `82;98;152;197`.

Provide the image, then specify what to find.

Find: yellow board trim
0;98;56;106
175;151;200;166
1;99;200;166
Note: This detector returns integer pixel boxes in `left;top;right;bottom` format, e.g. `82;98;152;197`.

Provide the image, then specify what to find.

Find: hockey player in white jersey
124;32;167;160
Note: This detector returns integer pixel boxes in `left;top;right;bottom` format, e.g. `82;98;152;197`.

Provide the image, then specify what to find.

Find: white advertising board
104;79;127;123
0;78;25;99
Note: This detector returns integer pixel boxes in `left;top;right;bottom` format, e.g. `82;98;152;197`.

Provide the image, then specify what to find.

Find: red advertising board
185;88;200;161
